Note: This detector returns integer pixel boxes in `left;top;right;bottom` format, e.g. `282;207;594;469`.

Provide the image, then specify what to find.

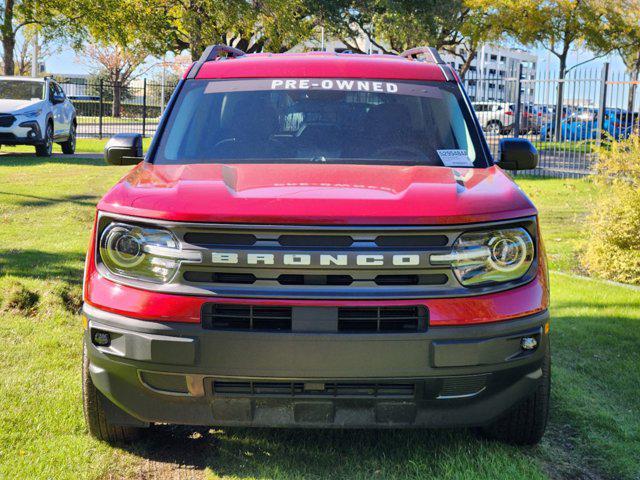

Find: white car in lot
0;76;76;156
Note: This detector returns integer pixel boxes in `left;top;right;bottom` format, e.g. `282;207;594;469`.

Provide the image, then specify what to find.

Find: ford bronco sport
83;45;549;446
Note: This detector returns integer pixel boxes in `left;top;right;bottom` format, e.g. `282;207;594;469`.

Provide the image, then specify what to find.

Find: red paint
84;267;548;326
86;51;548;327
97;163;536;225
185;53;446;82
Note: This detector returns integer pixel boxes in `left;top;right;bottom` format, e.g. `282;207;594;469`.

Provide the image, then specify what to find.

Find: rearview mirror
498;138;538;171
104;133;143;166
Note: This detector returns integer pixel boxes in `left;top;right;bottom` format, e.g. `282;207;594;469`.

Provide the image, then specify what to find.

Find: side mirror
498;138;538;171
104;133;143;165
52;94;65;104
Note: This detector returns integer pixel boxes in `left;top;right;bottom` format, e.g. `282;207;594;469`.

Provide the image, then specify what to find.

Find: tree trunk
627;51;640;113
554;55;567;142
1;0;16;75
112;81;122;118
458;50;477;80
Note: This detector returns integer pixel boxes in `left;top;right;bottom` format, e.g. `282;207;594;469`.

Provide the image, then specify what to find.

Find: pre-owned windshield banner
204;78;443;98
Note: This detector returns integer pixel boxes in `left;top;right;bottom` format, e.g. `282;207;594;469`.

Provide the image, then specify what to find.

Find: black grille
439;375;488;398
0;132;17;140
0;114;16;127
374;235;448;247
202;304;428;333
338;306;427;332
213;380;415;398
185;271;256;284
202;304;292;331
183;232;257;246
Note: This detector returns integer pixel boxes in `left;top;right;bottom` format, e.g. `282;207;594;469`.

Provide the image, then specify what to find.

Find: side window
48;82;56;101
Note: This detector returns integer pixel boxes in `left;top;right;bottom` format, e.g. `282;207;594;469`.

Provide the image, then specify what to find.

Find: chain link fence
59;67;639;178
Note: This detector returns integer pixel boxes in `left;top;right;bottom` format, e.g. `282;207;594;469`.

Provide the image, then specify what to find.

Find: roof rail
198;44;246;62
399;46;445;64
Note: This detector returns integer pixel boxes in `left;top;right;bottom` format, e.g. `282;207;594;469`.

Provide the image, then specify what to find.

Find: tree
10;26;58;75
81;42;150;117
0;0;83;75
485;0;610;140
112;0;315;61
599;1;640;112
314;1;471;55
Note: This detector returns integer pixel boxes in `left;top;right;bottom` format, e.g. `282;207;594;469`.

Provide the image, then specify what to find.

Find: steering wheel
373;145;427;160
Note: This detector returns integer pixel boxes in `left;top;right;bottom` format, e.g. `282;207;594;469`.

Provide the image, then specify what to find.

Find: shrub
582;136;640;284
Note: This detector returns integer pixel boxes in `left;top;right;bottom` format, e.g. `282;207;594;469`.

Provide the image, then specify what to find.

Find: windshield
0;80;44;101
153;78;487;167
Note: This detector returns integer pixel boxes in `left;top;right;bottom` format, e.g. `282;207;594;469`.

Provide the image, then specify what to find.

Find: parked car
472;101;533;135
83;45;550;447
540;108;635;141
0;76;76;156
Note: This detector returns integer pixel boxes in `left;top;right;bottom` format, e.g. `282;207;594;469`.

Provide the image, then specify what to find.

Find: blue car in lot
540;108;637;141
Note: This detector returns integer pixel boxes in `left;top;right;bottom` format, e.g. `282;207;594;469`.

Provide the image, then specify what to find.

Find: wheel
35;122;53;157
485;121;502;135
60;122;76;154
480;342;550;445
82;343;141;443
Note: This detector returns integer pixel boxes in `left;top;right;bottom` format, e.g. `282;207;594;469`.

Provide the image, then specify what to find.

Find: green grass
0;155;638;479
0;137;153;155
533;140;595;153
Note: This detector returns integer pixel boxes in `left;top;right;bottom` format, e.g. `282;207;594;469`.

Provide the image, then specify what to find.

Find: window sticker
437;149;474;167
204;79;443;98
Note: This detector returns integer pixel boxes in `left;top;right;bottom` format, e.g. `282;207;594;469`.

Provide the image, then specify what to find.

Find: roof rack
198;44;246;62
187;44;246;79
399;46;445;64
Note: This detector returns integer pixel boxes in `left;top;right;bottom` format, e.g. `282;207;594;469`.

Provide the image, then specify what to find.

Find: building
440;45;537;103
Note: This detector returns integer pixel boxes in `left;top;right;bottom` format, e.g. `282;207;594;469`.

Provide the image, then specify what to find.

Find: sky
44;41;629;80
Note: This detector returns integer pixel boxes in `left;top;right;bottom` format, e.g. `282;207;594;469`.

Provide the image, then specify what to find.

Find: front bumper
84;303;549;428
0;121;43;144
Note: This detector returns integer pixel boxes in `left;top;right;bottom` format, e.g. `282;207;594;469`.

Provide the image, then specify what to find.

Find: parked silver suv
0;76;76;156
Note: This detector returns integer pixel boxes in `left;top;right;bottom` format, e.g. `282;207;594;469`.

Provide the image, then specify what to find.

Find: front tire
82;343;141;444
60;122;76;154
35;123;53;157
480;342;550;445
485;121;502;135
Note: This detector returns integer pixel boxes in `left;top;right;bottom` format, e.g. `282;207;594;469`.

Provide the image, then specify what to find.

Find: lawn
0;155;638;480
0;137;153;155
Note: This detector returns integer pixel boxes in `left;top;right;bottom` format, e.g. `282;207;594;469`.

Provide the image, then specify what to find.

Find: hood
98;163;536;225
0;98;43;113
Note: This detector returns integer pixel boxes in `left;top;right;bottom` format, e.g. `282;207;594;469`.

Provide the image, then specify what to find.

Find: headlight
99;223;201;283
19;108;42;118
431;227;535;286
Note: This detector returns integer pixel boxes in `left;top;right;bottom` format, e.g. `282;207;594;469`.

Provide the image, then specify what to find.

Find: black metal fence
59;80;178;139
460;64;640;178
59;66;640;178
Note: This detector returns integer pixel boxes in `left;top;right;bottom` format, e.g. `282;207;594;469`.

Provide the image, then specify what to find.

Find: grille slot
278;274;353;286
0;114;16;127
213;380;415;398
202;304;292;331
183;232;257;246
375;235;448;247
338;306;427;332
375;274;448;286
184;271;256;284
278;235;354;247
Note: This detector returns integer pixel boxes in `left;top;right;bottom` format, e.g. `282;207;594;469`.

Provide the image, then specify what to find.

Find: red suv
83;45;549;445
